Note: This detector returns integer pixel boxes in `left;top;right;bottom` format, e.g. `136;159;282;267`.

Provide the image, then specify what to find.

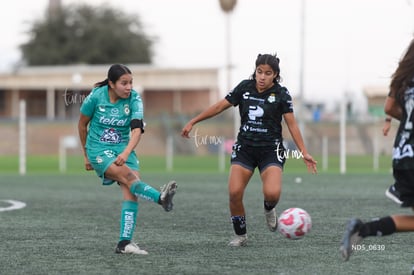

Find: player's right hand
181;122;193;138
84;156;94;171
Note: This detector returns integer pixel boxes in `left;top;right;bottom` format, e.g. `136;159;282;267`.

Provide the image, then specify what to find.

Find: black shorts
230;142;286;172
393;169;414;207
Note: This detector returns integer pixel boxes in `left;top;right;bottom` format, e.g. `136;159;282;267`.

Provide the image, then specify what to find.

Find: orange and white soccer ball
278;207;312;240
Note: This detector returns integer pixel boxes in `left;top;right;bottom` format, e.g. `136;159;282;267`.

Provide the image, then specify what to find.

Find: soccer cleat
115;241;148;255
228;234;248;247
265;208;278;232
160;180;177;212
385;185;403;205
340;218;363;261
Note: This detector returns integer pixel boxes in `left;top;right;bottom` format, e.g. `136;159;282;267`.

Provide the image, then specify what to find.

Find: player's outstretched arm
283;112;317;174
181;99;232;138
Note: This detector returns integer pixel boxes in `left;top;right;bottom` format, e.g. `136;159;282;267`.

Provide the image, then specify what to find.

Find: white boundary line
0;200;27;212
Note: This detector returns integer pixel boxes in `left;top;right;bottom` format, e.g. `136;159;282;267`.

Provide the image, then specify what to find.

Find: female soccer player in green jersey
181;53;317;246
78;64;177;255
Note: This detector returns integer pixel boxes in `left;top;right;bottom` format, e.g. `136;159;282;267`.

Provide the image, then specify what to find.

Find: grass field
0;154;394;174
1;163;413;274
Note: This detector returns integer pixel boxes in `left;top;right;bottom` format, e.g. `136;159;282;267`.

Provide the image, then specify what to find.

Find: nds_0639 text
351;244;386;252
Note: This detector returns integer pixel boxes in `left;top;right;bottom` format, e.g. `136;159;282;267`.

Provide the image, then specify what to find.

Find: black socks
264;201;278;211
231;215;246;235
359;216;396;237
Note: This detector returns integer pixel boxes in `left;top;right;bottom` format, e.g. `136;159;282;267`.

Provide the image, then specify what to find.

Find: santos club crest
268;93;276;103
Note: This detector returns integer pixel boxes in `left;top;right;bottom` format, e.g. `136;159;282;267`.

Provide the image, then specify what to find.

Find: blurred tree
20;4;155;65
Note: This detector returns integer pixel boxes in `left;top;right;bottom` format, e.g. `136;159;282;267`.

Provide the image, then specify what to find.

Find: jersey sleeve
80;88;97;117
280;87;294;114
225;80;250;106
130;90;144;120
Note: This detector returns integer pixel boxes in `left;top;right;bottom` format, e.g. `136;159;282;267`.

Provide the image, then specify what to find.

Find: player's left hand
303;153;317;174
115;153;128;166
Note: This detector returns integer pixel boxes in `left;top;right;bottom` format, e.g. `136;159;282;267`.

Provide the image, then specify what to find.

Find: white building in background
0;64;220;120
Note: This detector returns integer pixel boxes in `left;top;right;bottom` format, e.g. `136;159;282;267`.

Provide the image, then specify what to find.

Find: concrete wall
0;119;395;157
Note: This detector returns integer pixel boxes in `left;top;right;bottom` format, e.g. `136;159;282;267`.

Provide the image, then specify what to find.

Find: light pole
219;0;238;139
298;0;306;137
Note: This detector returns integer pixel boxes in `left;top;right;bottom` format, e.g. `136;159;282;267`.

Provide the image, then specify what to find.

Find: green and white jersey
392;84;414;169
225;79;293;147
80;85;143;151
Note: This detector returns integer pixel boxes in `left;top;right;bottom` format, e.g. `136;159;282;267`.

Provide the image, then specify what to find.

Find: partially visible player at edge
181;53;317;246
78;64;177;255
340;38;414;274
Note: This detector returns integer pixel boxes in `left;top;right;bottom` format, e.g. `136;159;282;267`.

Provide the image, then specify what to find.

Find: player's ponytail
94;64;132;87
94;78;109;87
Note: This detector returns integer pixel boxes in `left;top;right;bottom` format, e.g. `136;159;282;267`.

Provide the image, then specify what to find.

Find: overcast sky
2;0;414;111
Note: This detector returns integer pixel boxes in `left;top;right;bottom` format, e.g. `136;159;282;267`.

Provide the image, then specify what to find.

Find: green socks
120;200;138;241
120;181;161;241
130;181;161;202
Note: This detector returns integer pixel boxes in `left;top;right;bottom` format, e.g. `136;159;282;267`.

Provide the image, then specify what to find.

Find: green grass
0;154;393;174
1;172;413;274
